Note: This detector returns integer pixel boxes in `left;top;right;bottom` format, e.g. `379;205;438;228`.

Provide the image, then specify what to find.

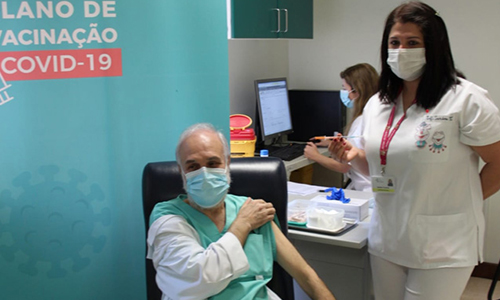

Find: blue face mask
340;89;354;108
184;167;230;209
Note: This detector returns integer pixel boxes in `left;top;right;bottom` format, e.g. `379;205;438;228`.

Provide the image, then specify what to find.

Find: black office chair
488;258;500;300
142;157;294;300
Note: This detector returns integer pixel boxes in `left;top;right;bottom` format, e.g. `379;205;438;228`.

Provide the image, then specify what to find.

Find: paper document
287;181;327;196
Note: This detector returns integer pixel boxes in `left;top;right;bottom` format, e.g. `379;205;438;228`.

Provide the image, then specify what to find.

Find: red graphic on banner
0;48;122;81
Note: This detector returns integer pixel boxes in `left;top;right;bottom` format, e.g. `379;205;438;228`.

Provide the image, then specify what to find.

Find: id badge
371;176;396;193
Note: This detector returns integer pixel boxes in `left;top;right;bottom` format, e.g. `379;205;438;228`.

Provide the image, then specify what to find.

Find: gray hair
175;123;230;166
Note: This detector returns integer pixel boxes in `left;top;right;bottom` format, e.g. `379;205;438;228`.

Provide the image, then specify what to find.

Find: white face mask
387;48;426;81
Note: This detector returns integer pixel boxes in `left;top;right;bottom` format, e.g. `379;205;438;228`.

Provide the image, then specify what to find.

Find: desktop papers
287;181;327;196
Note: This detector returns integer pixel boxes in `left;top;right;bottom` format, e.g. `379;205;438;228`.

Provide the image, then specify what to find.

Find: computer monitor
254;78;293;144
287;90;346;142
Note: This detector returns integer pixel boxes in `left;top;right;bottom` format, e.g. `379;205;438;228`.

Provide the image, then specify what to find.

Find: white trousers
370;254;474;300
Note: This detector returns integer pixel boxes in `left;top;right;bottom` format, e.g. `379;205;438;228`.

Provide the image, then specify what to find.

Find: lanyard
379;100;415;175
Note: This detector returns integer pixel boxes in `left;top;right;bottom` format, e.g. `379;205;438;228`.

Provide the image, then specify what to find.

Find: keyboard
267;144;306;161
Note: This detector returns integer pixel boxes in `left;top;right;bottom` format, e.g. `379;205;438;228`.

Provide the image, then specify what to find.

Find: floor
461;277;500;300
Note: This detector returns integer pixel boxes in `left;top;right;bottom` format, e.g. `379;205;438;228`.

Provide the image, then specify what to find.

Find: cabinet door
230;0;279;38
278;0;313;39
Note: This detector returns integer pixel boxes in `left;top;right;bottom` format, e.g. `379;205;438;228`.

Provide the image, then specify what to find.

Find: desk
287;187;374;300
283;147;330;179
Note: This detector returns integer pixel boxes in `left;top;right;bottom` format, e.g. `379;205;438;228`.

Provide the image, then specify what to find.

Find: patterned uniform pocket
410;115;454;163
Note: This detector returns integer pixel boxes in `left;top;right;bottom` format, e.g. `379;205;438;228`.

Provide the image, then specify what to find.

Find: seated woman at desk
304;63;379;192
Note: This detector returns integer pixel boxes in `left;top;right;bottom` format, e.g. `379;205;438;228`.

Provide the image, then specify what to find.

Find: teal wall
0;1;229;299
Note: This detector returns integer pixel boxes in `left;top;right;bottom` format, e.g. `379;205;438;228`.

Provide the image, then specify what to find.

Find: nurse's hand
229;198;275;245
310;138;330;147
328;137;358;163
304;142;322;161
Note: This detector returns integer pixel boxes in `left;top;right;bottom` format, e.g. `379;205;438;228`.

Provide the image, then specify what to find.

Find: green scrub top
150;194;278;300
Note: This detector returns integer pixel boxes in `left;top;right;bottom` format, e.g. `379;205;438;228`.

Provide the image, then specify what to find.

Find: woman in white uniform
304;63;378;192
330;2;500;300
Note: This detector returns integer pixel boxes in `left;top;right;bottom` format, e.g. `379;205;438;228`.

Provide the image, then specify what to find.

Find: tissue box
310;195;369;221
307;206;345;231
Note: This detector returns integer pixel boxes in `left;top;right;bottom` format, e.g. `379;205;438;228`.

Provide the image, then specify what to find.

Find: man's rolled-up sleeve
147;215;249;300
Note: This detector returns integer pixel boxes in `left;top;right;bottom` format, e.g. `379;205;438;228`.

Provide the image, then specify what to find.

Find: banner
0;1;229;299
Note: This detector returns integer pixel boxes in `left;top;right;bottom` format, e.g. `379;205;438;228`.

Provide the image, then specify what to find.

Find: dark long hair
378;1;459;109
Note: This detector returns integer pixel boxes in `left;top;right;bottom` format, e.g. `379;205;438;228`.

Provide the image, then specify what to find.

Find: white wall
229;0;500;263
228;40;289;120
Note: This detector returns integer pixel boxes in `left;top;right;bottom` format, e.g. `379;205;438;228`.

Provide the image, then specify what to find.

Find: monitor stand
255;135;307;156
258;134;304;149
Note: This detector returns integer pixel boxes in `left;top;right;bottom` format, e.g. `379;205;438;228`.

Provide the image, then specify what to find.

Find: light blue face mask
184;167;230;209
340;89;354;108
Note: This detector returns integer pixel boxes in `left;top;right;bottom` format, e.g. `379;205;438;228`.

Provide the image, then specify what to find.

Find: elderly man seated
147;123;336;300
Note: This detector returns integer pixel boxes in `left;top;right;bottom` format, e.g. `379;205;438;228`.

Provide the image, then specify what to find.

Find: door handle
282;9;288;33
272;8;281;33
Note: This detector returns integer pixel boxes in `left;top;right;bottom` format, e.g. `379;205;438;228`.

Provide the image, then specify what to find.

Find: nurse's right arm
304;142;351;173
147;215;249;300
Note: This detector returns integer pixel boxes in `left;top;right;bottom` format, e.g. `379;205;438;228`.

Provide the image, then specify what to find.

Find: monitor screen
287;90;346;142
254;78;293;143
